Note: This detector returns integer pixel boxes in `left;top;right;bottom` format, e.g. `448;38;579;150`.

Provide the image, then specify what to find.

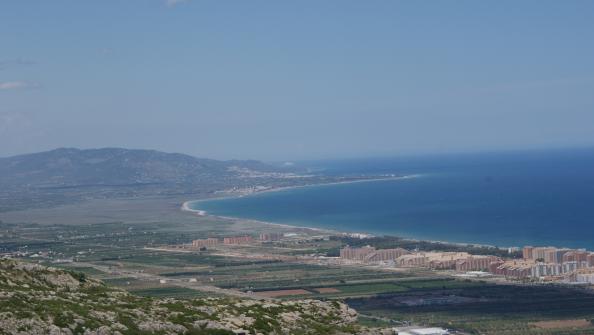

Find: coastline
180;175;419;237
180;174;419;216
242;173;422;197
183;204;517;251
180;201;206;216
180;174;520;250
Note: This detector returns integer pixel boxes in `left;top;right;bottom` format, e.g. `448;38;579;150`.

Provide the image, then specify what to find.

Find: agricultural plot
10;197;594;334
347;282;594;335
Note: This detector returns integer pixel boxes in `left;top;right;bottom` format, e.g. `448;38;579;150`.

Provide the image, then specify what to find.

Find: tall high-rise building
587;253;594;267
522;246;534;260
544;248;570;264
563;251;589;263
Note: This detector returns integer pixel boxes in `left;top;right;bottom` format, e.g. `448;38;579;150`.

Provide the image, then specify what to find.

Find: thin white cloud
165;0;189;7
0;81;38;90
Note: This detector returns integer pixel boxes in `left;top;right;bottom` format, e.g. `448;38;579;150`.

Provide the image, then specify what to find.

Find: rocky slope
0;259;361;335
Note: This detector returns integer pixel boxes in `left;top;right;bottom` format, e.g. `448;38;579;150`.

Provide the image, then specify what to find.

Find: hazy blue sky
1;1;594;160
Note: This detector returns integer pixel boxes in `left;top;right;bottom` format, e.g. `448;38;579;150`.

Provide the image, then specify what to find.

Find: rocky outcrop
0;259;363;334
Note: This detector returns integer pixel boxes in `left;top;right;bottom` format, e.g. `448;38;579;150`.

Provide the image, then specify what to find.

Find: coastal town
177;232;594;286
338;244;594;284
5;203;594;335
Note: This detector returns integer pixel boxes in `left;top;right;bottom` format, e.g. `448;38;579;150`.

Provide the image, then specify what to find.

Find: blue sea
191;148;594;249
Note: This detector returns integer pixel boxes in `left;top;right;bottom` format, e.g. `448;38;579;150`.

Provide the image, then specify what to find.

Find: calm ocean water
191;149;594;249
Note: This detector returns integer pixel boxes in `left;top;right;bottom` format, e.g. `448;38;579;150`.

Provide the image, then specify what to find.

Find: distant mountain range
0;148;287;189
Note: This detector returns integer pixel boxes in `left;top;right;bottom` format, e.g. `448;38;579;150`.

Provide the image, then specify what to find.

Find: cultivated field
4;196;594;334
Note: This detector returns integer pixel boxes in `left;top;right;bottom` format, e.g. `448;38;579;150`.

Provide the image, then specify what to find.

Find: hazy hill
0;148;284;189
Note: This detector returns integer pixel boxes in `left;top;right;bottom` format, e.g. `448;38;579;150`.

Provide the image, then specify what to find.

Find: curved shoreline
180;175;422;236
180;174;505;248
180;174;527;250
180;174;420;216
182;203;515;250
181;201;206;216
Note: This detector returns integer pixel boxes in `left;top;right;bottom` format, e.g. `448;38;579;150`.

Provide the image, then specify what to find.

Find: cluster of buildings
523;246;594;266
339;244;594;283
223;236;253;245
454;255;501;272
186;235;594;285
487;260;532;279
340;246;409;262
396;252;499;271
189;233;287;249
486;246;594;281
191;238;219;249
188;236;253;248
569;269;594;284
339;246;499;271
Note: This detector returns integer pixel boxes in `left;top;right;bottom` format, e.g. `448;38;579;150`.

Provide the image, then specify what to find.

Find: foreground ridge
0;259;360;335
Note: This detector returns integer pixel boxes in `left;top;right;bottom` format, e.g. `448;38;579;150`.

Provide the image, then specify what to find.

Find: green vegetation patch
348;280;594;335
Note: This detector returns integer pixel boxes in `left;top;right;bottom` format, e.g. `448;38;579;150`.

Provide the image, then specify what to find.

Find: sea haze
191;148;594;249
